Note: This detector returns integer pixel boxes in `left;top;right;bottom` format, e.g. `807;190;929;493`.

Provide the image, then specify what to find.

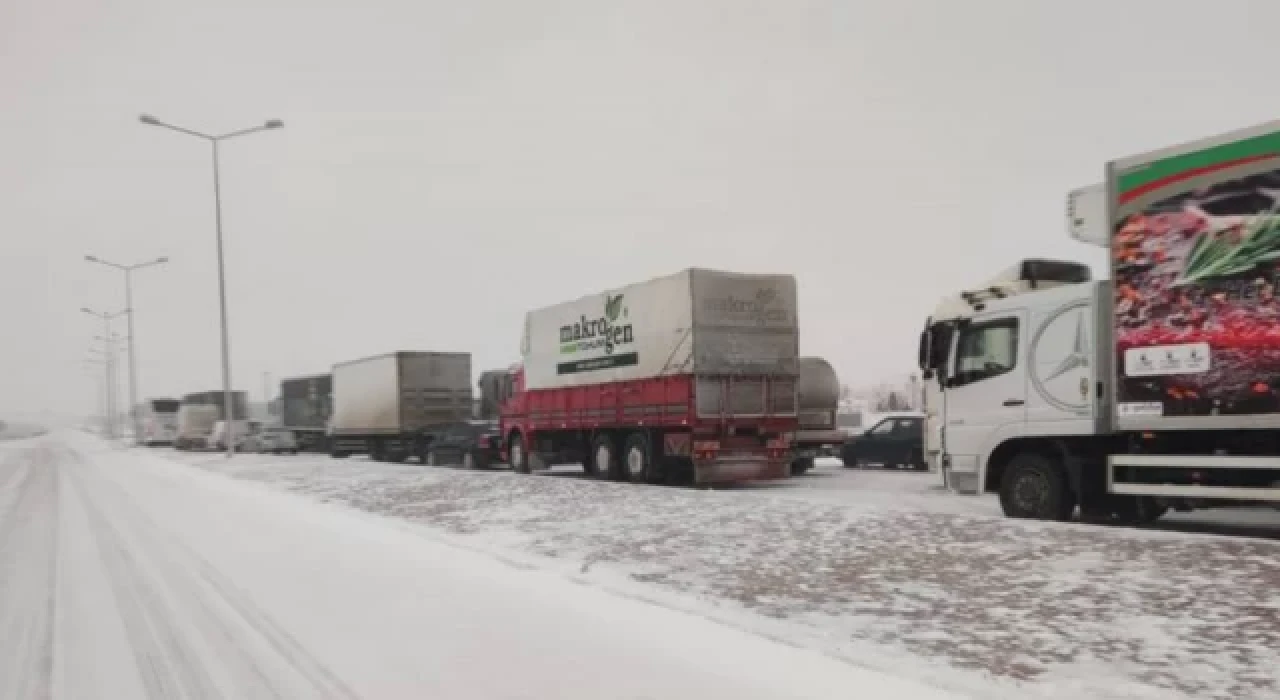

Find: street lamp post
139;113;283;457
83;308;126;437
85;255;168;445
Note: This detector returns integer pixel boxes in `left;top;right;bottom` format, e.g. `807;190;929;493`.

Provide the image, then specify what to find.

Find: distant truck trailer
498;267;800;485
328;352;473;461
137;397;182;446
280;373;332;452
790;357;844;475
181;390;249;421
174;404;219;450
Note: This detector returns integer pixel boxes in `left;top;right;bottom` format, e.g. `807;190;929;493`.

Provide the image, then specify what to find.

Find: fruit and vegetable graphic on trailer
1113;125;1280;418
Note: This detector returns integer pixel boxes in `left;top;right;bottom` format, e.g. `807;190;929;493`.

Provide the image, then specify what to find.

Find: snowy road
0;433;958;700
165;449;1280;700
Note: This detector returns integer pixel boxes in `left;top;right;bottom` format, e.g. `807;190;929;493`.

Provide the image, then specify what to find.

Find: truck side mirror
917;328;931;371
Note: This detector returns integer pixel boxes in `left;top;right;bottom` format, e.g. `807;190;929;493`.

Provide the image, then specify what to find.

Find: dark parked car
423;420;502;469
841;415;925;470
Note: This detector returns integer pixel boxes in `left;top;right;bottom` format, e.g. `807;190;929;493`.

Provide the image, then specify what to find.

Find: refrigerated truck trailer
919;119;1280;522
328;352;473;461
790;357;844;475
499;267;799;485
280;373;332;452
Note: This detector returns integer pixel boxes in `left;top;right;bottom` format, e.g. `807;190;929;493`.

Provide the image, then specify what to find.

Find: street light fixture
85;254;168;444
139;113;283;457
83;308;127;438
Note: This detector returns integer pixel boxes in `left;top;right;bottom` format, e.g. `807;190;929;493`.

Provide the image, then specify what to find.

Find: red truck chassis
500;370;796;485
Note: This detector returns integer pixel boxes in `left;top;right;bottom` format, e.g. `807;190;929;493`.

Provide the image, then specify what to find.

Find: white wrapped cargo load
521;268;798;391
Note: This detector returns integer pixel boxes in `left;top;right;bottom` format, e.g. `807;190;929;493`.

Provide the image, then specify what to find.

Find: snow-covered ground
156;449;1280;700
0;431;959;699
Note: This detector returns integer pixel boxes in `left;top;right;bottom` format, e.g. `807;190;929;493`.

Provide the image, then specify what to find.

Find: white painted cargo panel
521;268;798;391
331;352;473;435
332;354;401;434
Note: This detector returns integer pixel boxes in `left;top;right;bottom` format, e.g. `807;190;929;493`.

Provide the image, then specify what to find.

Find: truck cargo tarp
521;268;798;391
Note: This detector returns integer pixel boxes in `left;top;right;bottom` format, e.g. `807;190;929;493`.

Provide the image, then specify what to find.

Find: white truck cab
923;120;1280;524
919;259;1094;494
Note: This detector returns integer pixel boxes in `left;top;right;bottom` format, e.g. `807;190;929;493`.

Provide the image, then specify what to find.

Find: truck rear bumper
694;456;789;485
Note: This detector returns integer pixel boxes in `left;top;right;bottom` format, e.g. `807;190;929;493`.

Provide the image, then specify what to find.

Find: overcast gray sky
5;0;1280;418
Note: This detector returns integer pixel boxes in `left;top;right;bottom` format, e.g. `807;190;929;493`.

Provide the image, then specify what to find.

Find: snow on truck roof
928;258;1092;322
523;267;796;314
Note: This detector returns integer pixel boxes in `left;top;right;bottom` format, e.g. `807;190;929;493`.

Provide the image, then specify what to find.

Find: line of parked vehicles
136;267;935;483
128;119;1280;528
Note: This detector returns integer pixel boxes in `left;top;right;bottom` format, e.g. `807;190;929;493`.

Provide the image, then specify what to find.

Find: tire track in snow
67;466;223;700
0;446;59;700
66;450;359;699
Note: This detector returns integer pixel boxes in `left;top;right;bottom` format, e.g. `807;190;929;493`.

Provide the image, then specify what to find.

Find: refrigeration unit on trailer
919;119;1280;522
137;397;181;446
499;267;800;485
790;357;844;474
328;351;473;461
280;373;332;452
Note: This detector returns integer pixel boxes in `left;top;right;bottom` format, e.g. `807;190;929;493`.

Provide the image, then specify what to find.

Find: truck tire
622;432;653;483
425;448;439;467
999;452;1074;521
591;434;619;481
790;457;815;475
509;434;530;474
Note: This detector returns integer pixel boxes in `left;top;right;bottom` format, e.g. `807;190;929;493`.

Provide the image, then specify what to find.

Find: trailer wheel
999;452;1074;521
622;432;653;483
509;434;530;474
790;457;815;475
591;434;619;481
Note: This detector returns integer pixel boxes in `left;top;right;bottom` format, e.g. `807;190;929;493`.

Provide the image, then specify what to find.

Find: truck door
942;310;1026;490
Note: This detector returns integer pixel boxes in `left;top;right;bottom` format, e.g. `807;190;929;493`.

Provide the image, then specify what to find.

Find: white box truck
328;351;472;461
174;404;219;450
919;120;1280;522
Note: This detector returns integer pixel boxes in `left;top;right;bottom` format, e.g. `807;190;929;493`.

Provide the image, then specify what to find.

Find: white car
241;427;299;455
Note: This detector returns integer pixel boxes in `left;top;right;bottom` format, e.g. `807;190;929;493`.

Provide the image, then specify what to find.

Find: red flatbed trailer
500;368;795;485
